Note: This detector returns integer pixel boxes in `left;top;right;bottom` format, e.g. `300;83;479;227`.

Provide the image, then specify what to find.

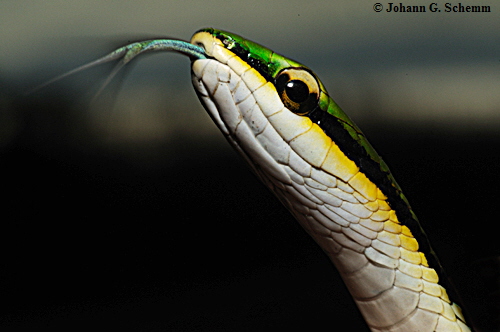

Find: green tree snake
38;28;475;332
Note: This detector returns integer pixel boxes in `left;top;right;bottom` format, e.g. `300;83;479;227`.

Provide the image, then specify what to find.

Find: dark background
1;82;498;331
1;1;499;331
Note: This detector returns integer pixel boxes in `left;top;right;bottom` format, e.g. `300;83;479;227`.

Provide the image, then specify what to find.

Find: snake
49;28;473;331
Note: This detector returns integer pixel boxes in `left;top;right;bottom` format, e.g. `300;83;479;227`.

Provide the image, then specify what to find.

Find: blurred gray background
1;1;499;331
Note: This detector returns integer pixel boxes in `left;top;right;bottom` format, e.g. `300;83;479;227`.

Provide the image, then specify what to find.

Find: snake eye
275;68;320;115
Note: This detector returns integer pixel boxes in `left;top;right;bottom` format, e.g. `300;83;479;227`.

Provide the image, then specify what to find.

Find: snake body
50;28;473;331
189;29;471;332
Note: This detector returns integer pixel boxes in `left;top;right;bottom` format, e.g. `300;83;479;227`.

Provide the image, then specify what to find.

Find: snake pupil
285;80;309;103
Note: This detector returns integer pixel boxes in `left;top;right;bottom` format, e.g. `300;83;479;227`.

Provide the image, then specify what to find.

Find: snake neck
191;57;471;332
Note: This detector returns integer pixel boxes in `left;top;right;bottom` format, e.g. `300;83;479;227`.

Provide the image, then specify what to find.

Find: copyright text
373;3;491;12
